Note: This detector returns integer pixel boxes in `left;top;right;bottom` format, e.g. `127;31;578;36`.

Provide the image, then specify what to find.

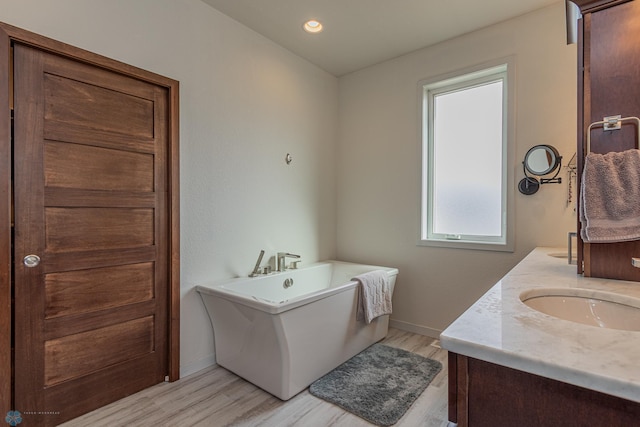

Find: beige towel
354;270;392;324
580;149;640;243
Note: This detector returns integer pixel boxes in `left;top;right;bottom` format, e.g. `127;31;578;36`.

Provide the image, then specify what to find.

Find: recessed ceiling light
303;20;323;34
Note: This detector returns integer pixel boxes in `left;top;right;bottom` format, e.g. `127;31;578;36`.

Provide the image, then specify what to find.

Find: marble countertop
440;247;640;403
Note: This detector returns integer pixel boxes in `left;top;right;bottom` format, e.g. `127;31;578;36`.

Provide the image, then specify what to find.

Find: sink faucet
277;252;300;272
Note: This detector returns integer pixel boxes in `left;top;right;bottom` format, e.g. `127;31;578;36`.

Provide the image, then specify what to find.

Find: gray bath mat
309;343;442;426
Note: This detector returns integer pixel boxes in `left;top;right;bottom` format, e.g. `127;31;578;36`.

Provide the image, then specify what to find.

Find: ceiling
201;0;561;76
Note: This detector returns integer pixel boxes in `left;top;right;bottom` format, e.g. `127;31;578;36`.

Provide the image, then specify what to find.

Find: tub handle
249;250;265;277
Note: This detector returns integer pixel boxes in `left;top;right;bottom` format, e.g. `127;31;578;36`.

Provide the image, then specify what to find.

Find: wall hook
285;153;292;164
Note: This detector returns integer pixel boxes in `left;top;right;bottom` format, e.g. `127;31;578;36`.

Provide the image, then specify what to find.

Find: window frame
418;58;515;252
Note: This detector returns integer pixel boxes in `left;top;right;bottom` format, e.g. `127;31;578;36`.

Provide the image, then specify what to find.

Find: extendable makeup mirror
518;145;562;195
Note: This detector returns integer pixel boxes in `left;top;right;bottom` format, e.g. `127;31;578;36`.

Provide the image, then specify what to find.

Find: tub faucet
277;252;300;272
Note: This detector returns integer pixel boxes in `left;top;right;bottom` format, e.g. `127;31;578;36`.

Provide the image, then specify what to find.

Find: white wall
0;0;338;376
1;0;578;377
336;2;578;336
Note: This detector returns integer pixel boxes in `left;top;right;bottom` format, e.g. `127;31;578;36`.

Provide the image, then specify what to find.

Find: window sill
417;238;514;252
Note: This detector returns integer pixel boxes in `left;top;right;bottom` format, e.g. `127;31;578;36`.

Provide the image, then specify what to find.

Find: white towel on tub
353;270;392;324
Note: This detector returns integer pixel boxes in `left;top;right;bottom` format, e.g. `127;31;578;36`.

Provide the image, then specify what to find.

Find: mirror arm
540;156;563;185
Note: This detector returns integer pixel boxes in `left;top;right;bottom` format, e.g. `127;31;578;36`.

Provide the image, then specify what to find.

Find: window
420;60;514;251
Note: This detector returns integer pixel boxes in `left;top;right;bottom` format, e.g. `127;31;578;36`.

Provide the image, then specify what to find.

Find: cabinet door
581;0;640;281
13;43;169;426
449;353;640;426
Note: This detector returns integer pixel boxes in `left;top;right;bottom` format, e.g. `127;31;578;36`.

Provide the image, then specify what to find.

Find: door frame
0;22;180;417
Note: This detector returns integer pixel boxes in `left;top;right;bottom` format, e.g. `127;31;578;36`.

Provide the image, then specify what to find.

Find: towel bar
586;116;640;154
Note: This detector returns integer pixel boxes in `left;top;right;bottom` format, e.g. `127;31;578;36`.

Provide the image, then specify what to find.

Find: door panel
13;42;169;426
44;316;155;386
44;121;156;153
45;207;155;251
44;141;154;191
45;263;155;319
43;73;155;138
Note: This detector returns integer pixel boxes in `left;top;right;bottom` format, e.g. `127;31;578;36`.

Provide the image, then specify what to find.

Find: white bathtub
196;260;398;400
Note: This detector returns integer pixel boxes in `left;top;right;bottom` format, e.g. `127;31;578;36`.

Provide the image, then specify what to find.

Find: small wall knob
23;254;41;268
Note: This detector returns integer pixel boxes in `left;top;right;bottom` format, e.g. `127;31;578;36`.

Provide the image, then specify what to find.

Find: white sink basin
547;252;577;259
520;288;640;331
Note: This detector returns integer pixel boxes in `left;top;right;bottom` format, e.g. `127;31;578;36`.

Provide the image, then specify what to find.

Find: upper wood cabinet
573;0;631;13
576;0;640;280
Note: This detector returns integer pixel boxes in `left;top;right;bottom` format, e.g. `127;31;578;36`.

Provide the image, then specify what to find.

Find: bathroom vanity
441;248;640;426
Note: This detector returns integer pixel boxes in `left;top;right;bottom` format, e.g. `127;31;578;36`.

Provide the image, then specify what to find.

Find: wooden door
12;43;169;426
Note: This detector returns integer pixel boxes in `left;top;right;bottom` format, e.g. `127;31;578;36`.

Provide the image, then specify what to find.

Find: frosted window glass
432;81;503;236
420;59;513;251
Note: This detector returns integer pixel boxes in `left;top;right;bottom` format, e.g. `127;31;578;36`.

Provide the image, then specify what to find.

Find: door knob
23;254;41;268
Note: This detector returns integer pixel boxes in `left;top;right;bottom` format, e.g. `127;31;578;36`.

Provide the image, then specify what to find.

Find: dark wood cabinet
448;352;640;426
572;0;631;12
575;0;640;280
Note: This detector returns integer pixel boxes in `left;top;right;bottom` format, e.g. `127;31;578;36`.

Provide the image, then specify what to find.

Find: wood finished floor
61;328;450;427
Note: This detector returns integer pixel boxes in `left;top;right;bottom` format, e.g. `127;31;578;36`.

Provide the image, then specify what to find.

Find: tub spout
277;252;300;272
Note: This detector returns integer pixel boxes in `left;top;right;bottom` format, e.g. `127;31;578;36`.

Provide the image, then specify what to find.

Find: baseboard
179;354;217;378
389;319;442;339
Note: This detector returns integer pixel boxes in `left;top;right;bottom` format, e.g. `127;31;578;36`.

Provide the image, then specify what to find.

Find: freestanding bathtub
196;260;398;400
